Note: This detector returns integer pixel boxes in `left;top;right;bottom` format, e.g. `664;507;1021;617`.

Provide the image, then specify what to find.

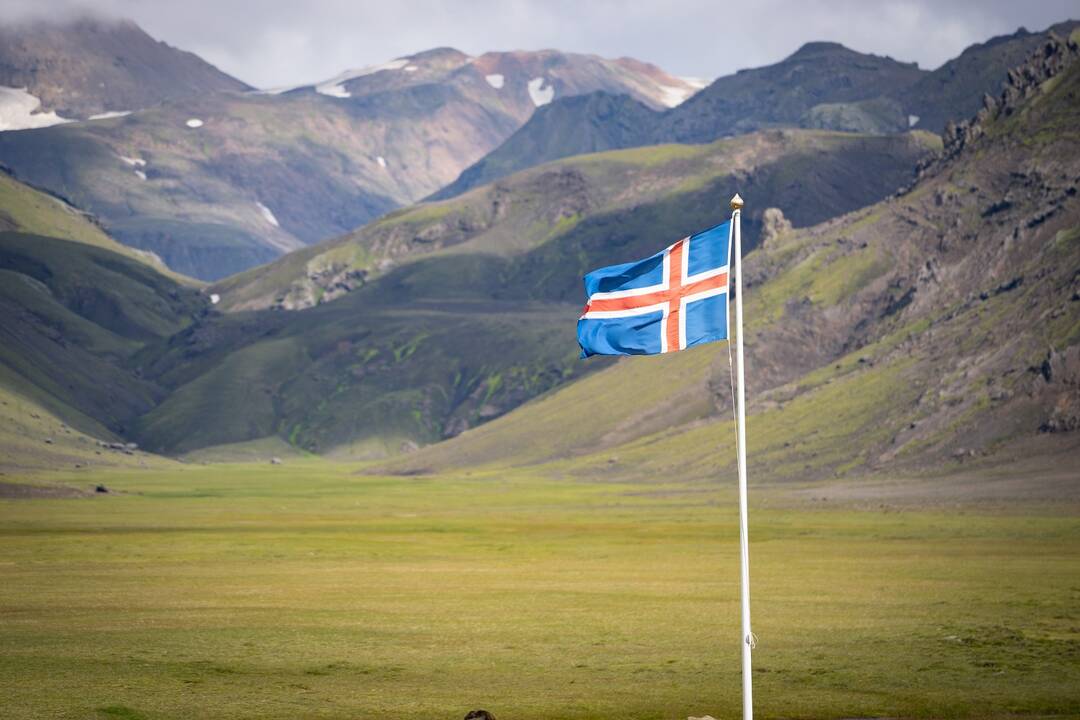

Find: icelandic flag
578;221;731;357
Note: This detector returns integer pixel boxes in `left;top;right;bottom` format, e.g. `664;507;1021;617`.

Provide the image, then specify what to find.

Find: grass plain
1;460;1078;720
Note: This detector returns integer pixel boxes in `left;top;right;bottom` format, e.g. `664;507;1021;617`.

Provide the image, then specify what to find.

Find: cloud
2;0;1077;88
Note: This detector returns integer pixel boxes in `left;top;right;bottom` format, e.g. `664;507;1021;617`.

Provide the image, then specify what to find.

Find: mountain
0;23;701;280
263;47;700;113
1;30;1076;471
430;91;657;200
0;125;933;460
658;41;923;142
213;130;937;313
902;20;1080;133
381;33;1080;479
0;231;207;439
0;16;249;127
0;168;190;280
0;162;208;466
435;42;924;199
437;23;1079;201
130;129;931;457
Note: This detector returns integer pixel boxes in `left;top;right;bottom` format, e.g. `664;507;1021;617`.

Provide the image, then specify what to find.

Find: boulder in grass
464;711;496;720
270;457;283;465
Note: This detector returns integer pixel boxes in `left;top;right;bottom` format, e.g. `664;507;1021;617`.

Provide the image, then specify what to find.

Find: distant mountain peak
789;40;850;57
407;47;470;62
0;16;249;121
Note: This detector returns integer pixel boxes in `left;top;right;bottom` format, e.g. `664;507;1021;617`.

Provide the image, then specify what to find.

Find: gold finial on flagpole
731;193;744;211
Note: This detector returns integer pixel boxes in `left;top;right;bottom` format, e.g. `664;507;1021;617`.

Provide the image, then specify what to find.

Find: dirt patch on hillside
772;436;1080;511
0;481;91;499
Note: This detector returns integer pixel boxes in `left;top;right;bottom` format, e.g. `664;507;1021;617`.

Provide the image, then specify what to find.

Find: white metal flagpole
730;192;754;720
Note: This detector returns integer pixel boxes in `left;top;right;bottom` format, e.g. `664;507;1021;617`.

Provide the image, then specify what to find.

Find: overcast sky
4;0;1078;88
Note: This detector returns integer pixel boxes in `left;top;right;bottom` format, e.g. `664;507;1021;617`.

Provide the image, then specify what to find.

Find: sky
3;0;1078;89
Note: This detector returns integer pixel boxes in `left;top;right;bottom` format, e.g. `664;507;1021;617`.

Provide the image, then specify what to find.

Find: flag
577;221;731;357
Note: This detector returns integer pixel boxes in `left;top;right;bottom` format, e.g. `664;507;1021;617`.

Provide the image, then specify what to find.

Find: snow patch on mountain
256;201;280;227
0;86;74;132
315;59;410;98
134;169;147;181
89;110;132;120
908;114;920;127
405;65;419;73
377;156;387;169
659;77;708;108
485;74;505;89
527;77;554;107
185;118;204;128
119;155;147;167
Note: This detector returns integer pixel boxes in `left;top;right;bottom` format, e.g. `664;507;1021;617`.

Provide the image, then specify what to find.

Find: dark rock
464;711;496;720
95;485;109;493
993;276;1023;295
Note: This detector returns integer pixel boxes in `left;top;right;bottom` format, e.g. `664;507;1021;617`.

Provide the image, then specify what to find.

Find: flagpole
730;192;753;720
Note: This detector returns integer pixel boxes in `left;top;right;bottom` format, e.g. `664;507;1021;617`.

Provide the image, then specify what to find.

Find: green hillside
133;299;591;456
378;36;1080;480
214;129;938;312
0;171;189;281
1;36;1075;472
0;232;207;445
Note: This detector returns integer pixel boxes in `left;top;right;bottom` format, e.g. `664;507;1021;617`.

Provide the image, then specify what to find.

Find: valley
0;11;1078;720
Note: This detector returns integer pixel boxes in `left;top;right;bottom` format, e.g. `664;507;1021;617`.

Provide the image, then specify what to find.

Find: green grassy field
1;461;1078;719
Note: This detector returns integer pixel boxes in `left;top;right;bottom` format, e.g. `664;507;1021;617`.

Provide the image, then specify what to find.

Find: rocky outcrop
759;208;793;248
941;33;1080;162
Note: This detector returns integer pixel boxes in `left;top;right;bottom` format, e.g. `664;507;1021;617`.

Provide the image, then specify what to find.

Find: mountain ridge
0;20;702;279
376;32;1080;479
435;21;1079;201
0;21;1075;474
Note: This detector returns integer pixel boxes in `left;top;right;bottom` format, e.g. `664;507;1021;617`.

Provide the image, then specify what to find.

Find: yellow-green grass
1;462;1077;719
0;384;178;474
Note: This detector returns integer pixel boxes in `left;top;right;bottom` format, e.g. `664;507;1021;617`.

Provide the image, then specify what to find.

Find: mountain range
0;19;699;279
0;18;1076;479
434;21;1080;200
382;32;1080;480
2;19;1075;281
